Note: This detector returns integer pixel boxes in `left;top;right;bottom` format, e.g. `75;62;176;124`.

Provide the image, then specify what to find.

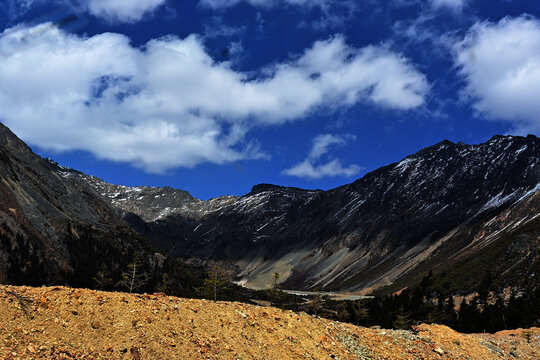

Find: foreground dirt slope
0;286;538;360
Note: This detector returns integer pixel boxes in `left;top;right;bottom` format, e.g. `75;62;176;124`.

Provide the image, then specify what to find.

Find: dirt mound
0;285;538;359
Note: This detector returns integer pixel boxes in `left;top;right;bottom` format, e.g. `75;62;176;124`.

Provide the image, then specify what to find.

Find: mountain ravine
59;134;540;294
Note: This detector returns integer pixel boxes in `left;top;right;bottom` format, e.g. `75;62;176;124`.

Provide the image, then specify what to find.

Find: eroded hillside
0;123;159;289
61;135;540;293
1;285;538;359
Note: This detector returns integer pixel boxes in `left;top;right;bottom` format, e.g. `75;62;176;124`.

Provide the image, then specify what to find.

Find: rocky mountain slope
0;123;160;288
1;285;539;359
62;135;540;294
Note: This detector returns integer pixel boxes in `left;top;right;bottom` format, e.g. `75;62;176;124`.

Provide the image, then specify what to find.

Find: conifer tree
351;300;370;326
93;263;113;290
196;265;229;301
309;288;325;317
156;273;174;294
118;255;149;293
268;272;283;304
393;306;412;329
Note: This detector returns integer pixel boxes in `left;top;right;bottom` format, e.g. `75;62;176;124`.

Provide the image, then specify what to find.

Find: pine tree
337;303;351;323
156;273;174;294
118;255;149;293
393;306;412;329
93;263;113;290
268;272;283;304
196;265;229;301
351;300;370;326
310;294;324;317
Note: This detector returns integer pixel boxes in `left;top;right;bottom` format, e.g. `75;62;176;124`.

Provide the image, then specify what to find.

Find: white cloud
284;159;362;179
430;0;466;10
85;0;166;22
283;134;362;179
1;0;166;23
455;16;540;134
0;24;427;173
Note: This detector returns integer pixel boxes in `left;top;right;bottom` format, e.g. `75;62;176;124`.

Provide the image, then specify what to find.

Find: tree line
92;258;539;334
5;219;537;334
290;271;540;333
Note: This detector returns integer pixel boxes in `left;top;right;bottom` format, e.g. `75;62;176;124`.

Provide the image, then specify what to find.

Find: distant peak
422;139;456;152
250;183;284;195
415;134;538;157
411;139;456;158
488;134;512;142
249;183;318;196
436;139;454;146
487;134;537;142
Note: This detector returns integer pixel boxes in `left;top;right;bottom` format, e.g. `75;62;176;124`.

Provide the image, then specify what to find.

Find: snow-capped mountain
62;134;540;293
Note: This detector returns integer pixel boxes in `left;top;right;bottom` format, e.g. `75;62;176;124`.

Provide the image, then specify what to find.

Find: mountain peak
249;183;321;196
250;183;287;195
2;121;539;295
436;139;455;146
487;134;538;143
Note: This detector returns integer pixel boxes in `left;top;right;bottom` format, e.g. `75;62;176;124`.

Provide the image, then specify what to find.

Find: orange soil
0;285;538;359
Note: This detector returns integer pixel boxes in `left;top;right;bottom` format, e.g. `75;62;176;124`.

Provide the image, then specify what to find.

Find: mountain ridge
1;120;538;294
57;132;540;294
58;134;539;204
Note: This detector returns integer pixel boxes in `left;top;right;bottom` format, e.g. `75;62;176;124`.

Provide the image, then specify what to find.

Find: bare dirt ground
0;285;538;359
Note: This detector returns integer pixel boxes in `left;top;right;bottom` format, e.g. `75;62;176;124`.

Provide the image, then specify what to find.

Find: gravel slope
1;285;538;359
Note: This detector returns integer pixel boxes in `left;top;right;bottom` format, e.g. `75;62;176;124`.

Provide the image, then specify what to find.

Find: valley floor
0;285;538;360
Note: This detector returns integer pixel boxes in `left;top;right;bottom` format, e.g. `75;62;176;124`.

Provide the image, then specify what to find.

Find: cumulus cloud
455;16;540;133
85;0;166;22
283;134;362;179
0;24;427;173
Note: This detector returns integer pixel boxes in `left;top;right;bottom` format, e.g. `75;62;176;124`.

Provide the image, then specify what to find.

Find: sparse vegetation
92;263;113;290
3;284;538;360
267;272;284;305
279;271;540;334
118;255;149;293
195;265;230;301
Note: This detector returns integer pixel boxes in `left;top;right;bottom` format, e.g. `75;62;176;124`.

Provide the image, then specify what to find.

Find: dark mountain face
0;123;159;288
2;119;537;294
64;134;540;294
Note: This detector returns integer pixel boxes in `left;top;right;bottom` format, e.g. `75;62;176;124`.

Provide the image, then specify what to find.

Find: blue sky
0;0;539;199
